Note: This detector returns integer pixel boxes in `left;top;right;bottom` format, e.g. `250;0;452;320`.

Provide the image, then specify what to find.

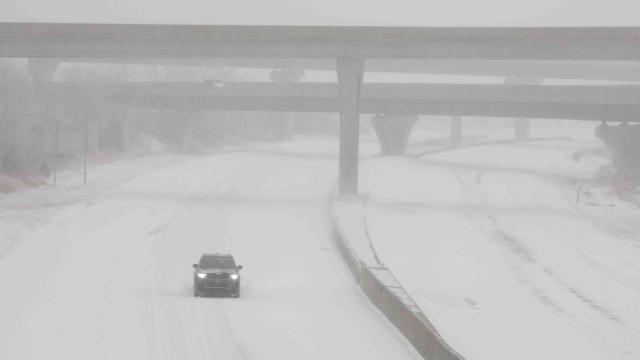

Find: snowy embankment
0;152;191;260
352;134;640;360
0;173;47;194
0;137;420;360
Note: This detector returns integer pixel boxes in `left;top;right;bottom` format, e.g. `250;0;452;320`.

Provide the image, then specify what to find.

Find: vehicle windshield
199;256;236;269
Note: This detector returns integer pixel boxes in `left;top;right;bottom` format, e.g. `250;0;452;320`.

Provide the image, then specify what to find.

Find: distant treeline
595;122;640;188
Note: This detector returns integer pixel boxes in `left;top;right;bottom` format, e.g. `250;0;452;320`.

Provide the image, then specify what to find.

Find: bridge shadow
405;137;596;183
367;199;579;218
408;136;572;158
407;134;488;148
234;149;338;160
409;158;586;183
106;189;580;220
105;191;328;207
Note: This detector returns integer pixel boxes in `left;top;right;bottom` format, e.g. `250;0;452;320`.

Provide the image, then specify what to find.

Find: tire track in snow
219;301;257;360
407;139;634;323
405;139;640;358
454;168;575;317
454;161;640;358
0;149;421;360
467;169;624;325
146;196;251;360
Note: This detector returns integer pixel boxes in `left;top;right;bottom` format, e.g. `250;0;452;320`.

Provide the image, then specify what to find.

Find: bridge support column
28;58;58;85
514;118;531;140
505;77;541;141
370;114;418;155
269;68;305;140
337;58;364;196
451;115;462;146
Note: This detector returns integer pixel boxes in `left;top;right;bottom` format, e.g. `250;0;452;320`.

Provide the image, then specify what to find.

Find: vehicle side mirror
237;265;243;270
192;264;198;269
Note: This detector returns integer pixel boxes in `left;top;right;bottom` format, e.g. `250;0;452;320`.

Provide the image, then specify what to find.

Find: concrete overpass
48;81;640;120
57;58;640;83
47;81;640;156
3;24;640;60
4;23;640;193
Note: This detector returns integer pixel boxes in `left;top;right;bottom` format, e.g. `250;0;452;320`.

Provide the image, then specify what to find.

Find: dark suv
193;253;242;297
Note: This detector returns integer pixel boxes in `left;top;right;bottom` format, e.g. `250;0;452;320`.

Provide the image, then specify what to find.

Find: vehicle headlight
230;273;239;280
197;273;207;279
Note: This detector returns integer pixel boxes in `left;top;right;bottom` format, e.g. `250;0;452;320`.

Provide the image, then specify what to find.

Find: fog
3;0;640;26
1;7;640;360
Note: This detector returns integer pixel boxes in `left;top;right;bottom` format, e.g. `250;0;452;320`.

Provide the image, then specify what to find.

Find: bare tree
0;60;31;173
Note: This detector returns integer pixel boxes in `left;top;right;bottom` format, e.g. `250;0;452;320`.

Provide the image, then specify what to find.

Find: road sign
44;119;98;155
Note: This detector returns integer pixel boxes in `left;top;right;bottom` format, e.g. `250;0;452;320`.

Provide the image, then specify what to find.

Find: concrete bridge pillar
337;58;364;196
451;115;462;146
370;114;419;155
99;104;126;151
505;77;541;140
595;122;640;185
269;68;305;140
514;118;531;140
28;58;58;85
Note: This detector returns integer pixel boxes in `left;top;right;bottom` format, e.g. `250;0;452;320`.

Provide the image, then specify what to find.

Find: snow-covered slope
0;142;420;360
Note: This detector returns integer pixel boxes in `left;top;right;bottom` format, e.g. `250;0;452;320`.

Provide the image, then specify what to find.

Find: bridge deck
2;23;640;60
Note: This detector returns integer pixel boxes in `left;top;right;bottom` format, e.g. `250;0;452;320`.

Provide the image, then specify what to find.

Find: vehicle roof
200;253;233;259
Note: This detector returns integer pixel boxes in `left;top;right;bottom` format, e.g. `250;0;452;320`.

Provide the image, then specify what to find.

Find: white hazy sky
1;0;640;26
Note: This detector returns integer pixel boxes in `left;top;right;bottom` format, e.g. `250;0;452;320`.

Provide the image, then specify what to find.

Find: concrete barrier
332;227;364;279
360;267;464;360
332;202;465;360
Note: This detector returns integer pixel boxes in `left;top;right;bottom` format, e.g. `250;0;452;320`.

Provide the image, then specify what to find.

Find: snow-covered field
362;125;640;359
0;139;420;360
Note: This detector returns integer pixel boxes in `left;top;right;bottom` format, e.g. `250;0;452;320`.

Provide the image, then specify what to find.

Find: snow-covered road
0;145;419;359
363;136;640;360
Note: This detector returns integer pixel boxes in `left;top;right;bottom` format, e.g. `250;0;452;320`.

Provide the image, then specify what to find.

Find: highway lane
0;149;419;360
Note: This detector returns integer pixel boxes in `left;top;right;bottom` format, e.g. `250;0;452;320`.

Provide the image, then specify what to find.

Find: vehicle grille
196;272;235;290
202;279;233;289
207;273;230;279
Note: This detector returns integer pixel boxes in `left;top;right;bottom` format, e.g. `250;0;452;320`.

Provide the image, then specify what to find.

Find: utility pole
337;58;364;196
83;111;88;186
53;115;58;185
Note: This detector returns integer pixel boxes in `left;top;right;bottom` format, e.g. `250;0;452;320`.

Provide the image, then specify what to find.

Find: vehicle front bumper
195;279;239;294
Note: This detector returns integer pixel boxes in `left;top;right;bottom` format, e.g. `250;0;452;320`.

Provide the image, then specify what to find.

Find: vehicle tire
231;287;240;298
194;284;199;297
